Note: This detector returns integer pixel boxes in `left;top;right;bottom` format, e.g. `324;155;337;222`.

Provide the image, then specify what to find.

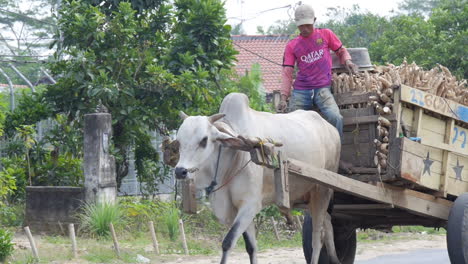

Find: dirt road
158;234;446;264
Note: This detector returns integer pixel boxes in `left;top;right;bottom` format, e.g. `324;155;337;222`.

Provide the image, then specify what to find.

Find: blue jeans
289;87;343;140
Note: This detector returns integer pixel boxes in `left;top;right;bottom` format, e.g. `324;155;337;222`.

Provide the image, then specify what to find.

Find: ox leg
221;204;259;264
243;223;258;264
324;213;341;264
308;186;341;264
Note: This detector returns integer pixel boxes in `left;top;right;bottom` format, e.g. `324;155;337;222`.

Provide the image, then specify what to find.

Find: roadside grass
357;226;446;243
5;199;447;263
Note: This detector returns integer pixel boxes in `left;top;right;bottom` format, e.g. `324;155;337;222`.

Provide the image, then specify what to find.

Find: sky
225;0;402;34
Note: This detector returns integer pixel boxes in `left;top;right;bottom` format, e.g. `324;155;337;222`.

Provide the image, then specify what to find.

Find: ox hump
219;93;250;115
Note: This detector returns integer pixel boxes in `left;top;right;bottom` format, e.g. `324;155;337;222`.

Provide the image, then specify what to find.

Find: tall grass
161;204;180;241
77;202;125;237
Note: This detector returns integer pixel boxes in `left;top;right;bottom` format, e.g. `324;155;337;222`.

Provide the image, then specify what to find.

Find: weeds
161;202;180;241
77;201;125;237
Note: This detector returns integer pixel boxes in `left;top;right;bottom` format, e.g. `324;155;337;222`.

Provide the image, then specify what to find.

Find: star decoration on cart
453;158;464;181
423;152;434;176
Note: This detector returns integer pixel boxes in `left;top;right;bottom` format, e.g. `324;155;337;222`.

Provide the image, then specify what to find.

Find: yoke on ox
170;93;342;264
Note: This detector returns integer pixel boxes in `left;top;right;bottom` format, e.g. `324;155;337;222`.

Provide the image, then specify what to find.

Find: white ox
174;93;342;264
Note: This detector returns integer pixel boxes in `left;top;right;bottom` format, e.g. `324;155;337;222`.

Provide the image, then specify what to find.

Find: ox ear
208;113;225;124
179;111;189;120
162;137;179;167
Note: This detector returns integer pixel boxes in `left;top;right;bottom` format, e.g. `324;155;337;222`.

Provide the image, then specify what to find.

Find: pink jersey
283;28;343;90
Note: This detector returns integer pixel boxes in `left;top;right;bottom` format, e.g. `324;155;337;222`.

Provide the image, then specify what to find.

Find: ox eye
199;137;208;148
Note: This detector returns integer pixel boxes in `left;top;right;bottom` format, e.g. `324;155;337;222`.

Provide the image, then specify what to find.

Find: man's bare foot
339;160;353;174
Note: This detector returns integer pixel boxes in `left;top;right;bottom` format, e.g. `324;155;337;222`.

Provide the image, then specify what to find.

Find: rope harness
205;144;253;196
205;145;223;195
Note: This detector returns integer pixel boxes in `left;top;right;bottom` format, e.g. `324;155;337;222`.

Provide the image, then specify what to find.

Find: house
231;35;291;100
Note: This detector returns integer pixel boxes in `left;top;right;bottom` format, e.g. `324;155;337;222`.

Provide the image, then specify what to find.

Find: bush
0;203;24;227
0;228;14;262
120;197;161;230
77;202;125;237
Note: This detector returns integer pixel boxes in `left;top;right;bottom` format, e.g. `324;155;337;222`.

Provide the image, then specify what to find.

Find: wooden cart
254;84;468;263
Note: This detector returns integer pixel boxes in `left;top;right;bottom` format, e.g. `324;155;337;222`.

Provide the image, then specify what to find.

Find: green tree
264;19;297;35
370;0;467;78
230;23;245;35
369;15;437;68
13;0;238;189
398;0;442;15
319;6;390;49
430;0;467;77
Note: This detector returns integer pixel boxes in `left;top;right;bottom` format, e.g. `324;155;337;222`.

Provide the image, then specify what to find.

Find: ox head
173;111;246;187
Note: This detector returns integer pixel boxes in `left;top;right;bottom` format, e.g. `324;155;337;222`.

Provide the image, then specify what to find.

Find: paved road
356;249;450;264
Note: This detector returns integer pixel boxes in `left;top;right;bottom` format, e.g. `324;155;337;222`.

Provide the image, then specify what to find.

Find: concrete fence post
84;112;117;204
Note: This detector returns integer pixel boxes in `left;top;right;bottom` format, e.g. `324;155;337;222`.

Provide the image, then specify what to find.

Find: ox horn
179;111;189;120
208;113;225;124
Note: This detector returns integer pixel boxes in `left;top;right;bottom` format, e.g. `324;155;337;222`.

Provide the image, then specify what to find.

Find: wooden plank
343;123;369;133
335;92;376;106
340;107;375;118
400;84;468;123
452;125;468;150
334;204;394;210
412;108;423;137
274;152;290;209
402;137;444;161
393;85;402;138
440;149;450;196
375;182;454;208
343;114;396;126
446;177;468;197
420;115;447;143
420;139;468;157
287;158;452;220
400;149;442;190
181;179;197;214
422;114;447;135
341;143;373;168
400;138;443;190
342;128;370;145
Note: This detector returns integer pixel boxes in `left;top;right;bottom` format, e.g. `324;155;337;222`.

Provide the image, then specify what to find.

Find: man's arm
335;46;358;74
277;66;294;112
280;66;294;98
324;28;358;74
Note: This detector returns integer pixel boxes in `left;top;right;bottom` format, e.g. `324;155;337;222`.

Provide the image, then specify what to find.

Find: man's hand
345;60;358;75
276;94;288;113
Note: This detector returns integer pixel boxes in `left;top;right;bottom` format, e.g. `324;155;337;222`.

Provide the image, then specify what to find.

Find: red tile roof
232;35;291;94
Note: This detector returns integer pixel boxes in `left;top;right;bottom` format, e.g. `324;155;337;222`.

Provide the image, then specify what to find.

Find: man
277;3;357;172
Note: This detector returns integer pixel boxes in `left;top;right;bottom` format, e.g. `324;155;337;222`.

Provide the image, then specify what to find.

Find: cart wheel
447;192;468;264
333;220;357;264
302;212;356;264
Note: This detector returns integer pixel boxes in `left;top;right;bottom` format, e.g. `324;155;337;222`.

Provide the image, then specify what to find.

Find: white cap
294;4;315;26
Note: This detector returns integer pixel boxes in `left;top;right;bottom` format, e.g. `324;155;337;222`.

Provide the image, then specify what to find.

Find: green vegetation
3;196;448;263
0;203;24;227
77;202;126;237
0;228;14;262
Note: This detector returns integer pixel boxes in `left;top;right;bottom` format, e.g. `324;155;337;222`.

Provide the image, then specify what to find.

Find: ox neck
205;144;223;195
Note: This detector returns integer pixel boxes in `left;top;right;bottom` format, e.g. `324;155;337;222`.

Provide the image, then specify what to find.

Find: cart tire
447;192;468;264
302;211;329;264
333;221;357;264
302;212;356;264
